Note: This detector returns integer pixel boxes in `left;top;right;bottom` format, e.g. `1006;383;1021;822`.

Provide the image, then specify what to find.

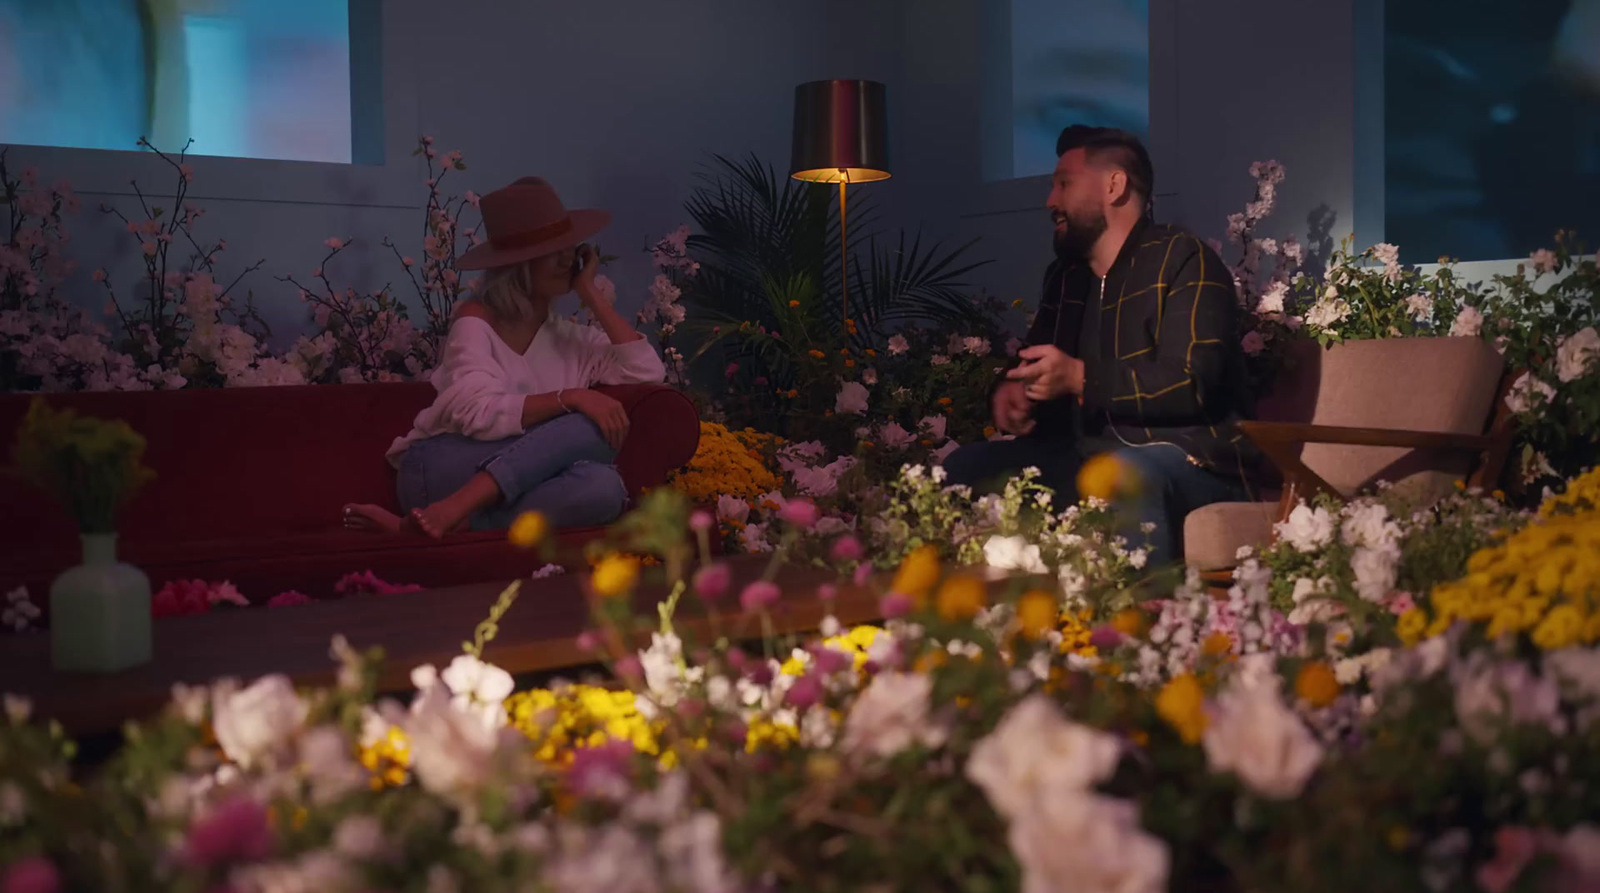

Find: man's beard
1053;207;1108;260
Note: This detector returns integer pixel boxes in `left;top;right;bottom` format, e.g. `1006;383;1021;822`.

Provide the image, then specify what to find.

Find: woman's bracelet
556;389;570;413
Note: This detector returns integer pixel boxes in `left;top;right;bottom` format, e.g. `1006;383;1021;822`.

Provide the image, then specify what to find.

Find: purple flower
809;646;851;675
614;655;644;684
693;563;733;601
817;583;838;602
740;581;782;613
853;564;873;586
566;739;635;799
575;630;601;653
1089;626;1125;650
786;673;824;710
183;797;273;868
688;510;714;532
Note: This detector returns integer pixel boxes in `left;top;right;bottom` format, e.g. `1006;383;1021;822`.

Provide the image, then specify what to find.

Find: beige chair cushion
1184;501;1279;571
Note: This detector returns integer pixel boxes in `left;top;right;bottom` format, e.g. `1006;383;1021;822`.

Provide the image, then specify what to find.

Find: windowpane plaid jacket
1024;218;1262;483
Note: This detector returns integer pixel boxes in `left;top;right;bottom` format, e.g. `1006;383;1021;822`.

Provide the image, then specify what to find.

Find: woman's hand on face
573;244;602;305
566;387;629;450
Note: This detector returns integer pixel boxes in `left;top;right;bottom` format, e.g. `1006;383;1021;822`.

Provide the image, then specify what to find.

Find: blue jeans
942;438;1247;567
396;413;628;530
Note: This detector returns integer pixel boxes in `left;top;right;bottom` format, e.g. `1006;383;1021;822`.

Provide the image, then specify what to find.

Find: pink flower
266;591;312;608
777;498;820;529
92;269;106;283
1385;591;1416;615
1089;626;1124;650
401;256;415;268
692;563;733;602
312;267;323;278
324;237;343;250
739;580;781;613
152;579;213;618
830;535;863;562
335;570;422;597
853;564;873;586
614;654;644;683
1477;826;1539;893
184;797;273;867
817;583;838;601
725;362;739;379
208;582;248;608
1241;330;1266;355
464;190;481;207
880;592;913;618
141;241;157;257
1;856;60;893
688;510;714;532
179;164;194;182
421;134;434;146
1529;249;1557;275
808;645;850;675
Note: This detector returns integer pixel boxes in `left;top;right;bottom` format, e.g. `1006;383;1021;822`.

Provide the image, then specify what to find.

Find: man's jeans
397;413;628;530
943;437;1248;567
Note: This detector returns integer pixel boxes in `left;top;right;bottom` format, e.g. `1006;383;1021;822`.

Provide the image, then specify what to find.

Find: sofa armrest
596;384;701;497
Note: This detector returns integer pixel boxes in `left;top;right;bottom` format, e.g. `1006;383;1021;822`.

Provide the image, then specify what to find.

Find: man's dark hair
1055;125;1155;215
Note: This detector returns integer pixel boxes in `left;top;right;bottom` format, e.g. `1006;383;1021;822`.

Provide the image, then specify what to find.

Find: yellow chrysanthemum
935;574;987;622
1156;674;1208;744
358;725;412;789
591;554;641;598
1015;590;1057;640
1294;661;1340;708
666;422;783;503
893;545;942;603
507;511;548;548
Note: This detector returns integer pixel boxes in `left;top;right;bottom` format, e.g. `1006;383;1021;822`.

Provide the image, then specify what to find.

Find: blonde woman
343;177;665;537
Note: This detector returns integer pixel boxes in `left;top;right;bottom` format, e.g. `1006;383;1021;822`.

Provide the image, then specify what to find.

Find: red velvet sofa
0;382;699;603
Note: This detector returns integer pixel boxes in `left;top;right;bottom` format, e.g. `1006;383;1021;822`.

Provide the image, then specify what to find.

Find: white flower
930;353;950;366
840;671;946;760
1448;306;1484;337
401;683;498;797
967;695;1122;819
659;811;740;893
1341;502;1400;551
1403;293;1433;321
1555;326;1600;383
714;494;750;524
983;535;1048;574
1202;677;1323;799
439;654;515;730
887;334;910;355
212;675;307;769
2;587;40;632
918;414;949;441
861;368;878;385
1351;546;1399;604
738;522;773;553
1505;371;1556;414
1006;794;1169;893
1287;576;1342;625
1453;656;1561;744
637;633;702;718
962;336;991;356
834;381;869;415
878;421;915;450
1276;504;1335;552
1304;294;1351;330
1529;248;1558;275
298;726;366;804
232;851;356;893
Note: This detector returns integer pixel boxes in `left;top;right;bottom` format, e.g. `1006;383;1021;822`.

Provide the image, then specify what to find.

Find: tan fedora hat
455;176;611;271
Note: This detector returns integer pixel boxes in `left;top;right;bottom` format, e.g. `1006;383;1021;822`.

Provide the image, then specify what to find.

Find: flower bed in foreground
2;473;1599;893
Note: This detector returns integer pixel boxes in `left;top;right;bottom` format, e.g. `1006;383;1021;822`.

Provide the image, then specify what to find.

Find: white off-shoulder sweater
385;313;667;467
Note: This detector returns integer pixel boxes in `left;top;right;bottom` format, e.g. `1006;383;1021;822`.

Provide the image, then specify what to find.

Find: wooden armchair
1183;337;1515;579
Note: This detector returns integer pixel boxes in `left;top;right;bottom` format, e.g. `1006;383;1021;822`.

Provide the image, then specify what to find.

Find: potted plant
11;397;156;671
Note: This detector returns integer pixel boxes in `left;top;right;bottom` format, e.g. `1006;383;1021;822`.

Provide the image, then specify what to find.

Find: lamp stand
838;171;850;326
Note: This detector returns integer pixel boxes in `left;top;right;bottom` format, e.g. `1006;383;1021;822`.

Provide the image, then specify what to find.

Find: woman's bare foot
343;504;404;533
405;503;471;539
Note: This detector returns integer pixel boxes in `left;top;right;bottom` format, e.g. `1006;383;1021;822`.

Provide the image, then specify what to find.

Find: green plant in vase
11;397;157;671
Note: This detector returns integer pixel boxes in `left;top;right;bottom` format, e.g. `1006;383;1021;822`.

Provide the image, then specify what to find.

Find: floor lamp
789;79;891;327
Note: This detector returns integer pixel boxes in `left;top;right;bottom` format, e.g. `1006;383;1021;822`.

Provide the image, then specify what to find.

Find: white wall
4;0;908;348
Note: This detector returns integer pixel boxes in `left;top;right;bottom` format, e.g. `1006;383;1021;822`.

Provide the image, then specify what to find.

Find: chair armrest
1237;421;1496;453
1238;421;1499;520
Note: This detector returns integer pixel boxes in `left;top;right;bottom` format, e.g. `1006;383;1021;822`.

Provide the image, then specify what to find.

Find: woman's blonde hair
476;259;538;323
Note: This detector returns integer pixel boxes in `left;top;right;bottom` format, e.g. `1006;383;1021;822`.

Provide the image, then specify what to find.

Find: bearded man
943;125;1260;567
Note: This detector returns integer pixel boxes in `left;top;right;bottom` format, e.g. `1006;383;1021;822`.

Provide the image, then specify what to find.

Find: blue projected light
0;0;354;163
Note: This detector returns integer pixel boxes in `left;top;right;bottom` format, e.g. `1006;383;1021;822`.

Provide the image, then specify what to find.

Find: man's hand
1007;344;1085;402
992;380;1035;436
566;388;630;450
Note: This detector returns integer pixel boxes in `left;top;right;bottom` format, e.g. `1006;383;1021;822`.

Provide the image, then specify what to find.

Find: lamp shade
789;80;891;183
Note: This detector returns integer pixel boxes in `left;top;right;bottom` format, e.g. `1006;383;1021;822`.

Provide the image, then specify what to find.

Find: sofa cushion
1183;500;1279;571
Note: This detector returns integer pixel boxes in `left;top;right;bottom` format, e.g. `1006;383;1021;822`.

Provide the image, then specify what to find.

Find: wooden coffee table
1;556;880;736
